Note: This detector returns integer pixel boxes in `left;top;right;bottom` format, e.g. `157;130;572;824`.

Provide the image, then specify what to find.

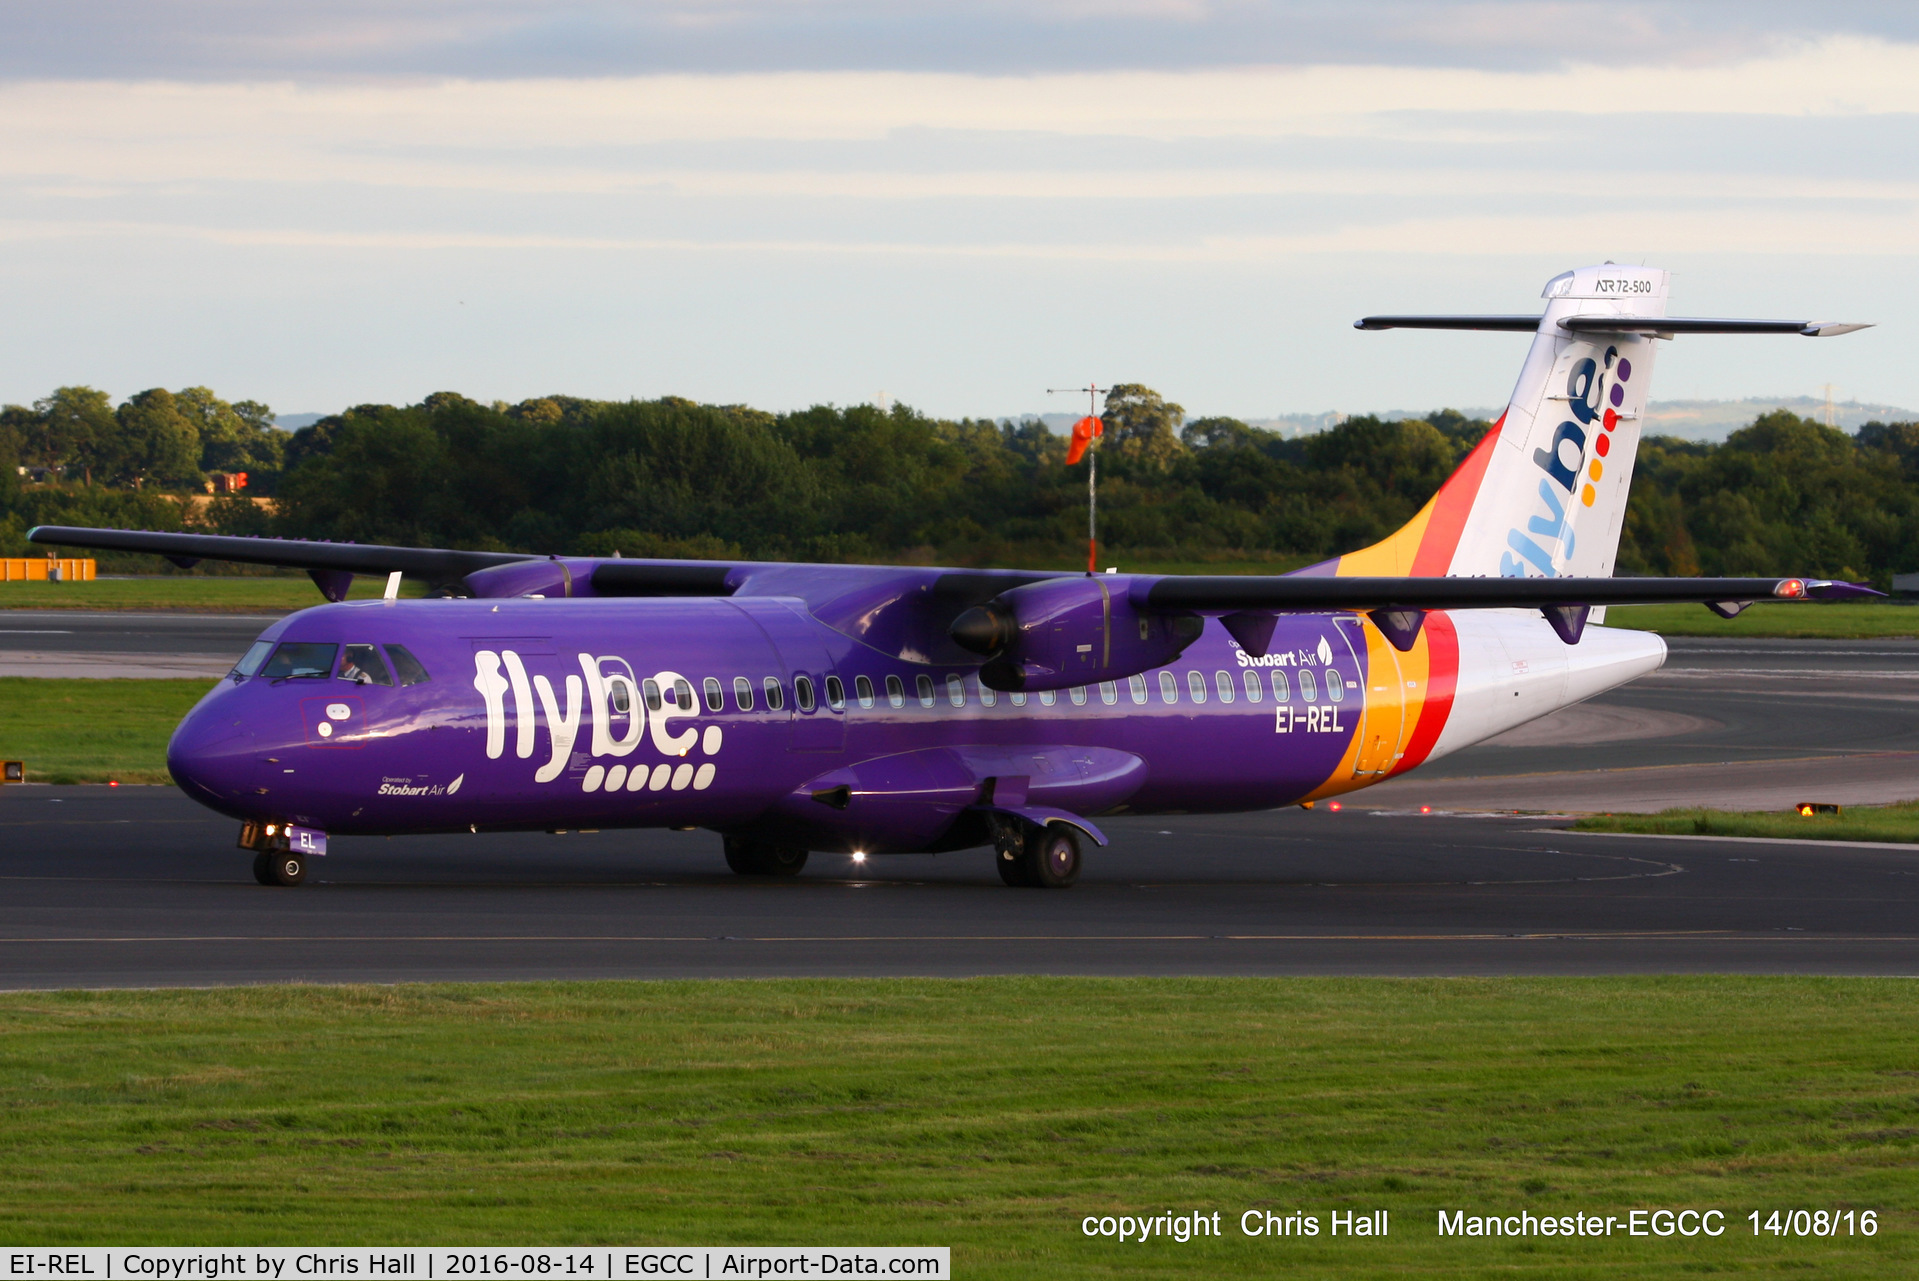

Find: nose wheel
251;851;307;886
997;823;1081;888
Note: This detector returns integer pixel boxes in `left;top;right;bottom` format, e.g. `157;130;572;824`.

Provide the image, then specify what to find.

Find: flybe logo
471;649;722;793
1503;345;1631;578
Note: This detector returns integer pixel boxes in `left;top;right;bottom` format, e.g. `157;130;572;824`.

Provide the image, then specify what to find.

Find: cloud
5;1;1919;78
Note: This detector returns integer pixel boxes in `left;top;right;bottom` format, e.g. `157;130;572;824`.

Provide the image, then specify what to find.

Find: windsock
1065;415;1103;465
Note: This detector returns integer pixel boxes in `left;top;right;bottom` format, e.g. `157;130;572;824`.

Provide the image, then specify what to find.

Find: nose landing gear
251;851;307;886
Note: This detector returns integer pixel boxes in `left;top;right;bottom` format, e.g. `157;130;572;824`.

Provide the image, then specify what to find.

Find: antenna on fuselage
1048;383;1107;575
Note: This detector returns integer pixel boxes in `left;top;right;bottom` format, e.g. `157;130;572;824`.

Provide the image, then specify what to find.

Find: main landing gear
724;835;810;877
996;823;1082;889
251;850;307;887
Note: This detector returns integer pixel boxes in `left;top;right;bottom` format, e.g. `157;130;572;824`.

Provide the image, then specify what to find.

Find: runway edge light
1796;802;1842;817
1;761;22;784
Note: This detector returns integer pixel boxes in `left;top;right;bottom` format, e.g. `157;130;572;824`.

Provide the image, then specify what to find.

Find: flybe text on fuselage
470;649;722;791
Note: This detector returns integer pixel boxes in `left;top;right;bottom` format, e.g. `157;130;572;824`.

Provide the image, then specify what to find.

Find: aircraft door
728;598;846;753
1338;616;1405;778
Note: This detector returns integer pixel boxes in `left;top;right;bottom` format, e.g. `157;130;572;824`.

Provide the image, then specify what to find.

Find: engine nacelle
949;576;1201;692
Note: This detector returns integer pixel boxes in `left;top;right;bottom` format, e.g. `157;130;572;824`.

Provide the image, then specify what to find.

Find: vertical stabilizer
1329;264;1664;580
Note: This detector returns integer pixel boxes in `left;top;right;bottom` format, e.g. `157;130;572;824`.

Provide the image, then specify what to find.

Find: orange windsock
1065;415;1103;465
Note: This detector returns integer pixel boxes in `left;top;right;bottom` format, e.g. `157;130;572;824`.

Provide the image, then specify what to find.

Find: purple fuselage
168;584;1369;854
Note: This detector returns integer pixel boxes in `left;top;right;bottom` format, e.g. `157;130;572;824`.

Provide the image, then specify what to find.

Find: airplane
29;263;1877;889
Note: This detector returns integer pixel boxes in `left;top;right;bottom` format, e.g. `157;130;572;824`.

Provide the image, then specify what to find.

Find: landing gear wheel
996;842;1035;887
259;851;306;886
1026;825;1081;889
723;836;809;877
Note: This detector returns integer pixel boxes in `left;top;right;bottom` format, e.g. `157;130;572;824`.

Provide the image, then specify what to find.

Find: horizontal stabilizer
1356;315;1871;338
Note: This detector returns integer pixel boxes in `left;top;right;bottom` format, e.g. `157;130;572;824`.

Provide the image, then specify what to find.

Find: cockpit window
384;645;431;686
340;644;394;686
260;642;338;681
232;640;274;679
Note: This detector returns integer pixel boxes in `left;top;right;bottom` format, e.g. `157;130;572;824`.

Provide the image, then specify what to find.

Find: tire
268;852;306;887
251;851;275;885
995;842;1035;887
1026;824;1081;889
724;836;808;877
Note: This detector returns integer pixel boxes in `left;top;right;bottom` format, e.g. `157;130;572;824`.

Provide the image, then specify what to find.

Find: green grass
0;576;430;612
1605;600;1919;638
1573;799;1919;844
0;677;207;783
0;978;1913;1275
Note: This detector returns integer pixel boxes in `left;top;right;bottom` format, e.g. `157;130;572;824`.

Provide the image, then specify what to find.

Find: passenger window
1215;670;1235;703
855;675;875;709
341;644;394;686
1010;691;1027;706
643;679;663;713
1271;670;1290;702
733;676;754;711
673;679;695;711
703;677;724;712
1069;686;1087;706
1243;670;1263;702
610;681;631;713
1299;670;1318;702
916;675;936;708
1187;671;1207;704
763;676;785;711
947;675;965;707
1100;681;1118;705
1039;689;1057;706
980;684;997;708
232;640;273;679
1159;671;1178;703
385;645;431;686
1129;674;1148;704
261;642;337;681
826;675;846;712
1327;670;1346;702
886;674;905;708
795;675;816;712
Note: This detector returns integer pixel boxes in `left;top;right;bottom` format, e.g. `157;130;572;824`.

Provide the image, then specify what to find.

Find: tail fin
1332;264;1667;579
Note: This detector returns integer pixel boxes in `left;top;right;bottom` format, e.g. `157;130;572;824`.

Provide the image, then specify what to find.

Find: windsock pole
1049;383;1107;576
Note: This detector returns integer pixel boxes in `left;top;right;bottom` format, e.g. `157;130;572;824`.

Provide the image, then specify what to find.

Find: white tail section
1445;264;1665;579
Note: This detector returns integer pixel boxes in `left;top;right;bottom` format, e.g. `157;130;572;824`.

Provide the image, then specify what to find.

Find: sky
2;1;1917;423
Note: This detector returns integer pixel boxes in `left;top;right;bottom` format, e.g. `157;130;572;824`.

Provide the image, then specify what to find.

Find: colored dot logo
1582;356;1630;507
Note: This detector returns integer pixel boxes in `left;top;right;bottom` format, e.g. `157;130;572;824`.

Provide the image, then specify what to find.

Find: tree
102;389;203;489
174;386;285;474
1101;384;1186;472
30;386;116;478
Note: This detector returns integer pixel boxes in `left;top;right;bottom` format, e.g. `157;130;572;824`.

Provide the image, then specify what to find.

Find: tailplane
1328;264;1867;580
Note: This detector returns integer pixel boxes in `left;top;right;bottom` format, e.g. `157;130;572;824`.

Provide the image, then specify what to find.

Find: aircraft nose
167;704;258;809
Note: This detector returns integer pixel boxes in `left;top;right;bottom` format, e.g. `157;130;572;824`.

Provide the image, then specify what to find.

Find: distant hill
1244;398;1919;443
273;413;327;430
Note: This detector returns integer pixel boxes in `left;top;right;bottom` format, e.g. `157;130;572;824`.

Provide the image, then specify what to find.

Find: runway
3;784;1916;986
2;615;1917;987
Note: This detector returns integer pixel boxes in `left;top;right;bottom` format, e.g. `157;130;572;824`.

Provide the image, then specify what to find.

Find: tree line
4;383;1919;585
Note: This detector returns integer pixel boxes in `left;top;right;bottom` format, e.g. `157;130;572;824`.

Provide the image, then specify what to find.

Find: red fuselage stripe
1394;611;1458;773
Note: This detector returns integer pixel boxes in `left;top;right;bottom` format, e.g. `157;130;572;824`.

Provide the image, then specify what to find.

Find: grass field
0;977;1911;1274
0;576;428;612
0;677;207;783
1573;800;1919;844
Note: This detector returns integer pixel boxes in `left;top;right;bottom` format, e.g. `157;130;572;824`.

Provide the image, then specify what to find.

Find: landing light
852;851;867;864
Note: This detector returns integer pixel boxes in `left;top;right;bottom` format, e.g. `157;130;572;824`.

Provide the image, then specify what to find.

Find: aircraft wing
26;525;537;580
1355;314;1871;337
1138;574;1875;611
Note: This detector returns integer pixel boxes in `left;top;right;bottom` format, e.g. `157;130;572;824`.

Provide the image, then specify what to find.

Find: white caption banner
4;1251;949;1281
